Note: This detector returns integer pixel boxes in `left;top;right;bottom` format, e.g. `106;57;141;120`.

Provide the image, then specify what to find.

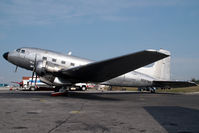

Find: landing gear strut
52;86;69;96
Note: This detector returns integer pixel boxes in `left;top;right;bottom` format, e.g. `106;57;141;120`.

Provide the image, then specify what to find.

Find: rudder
152;49;171;80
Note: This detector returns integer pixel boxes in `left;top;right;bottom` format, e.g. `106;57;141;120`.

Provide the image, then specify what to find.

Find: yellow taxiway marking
69;111;81;114
40;99;47;102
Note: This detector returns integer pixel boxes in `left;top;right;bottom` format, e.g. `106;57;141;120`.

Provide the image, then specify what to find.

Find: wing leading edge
59;50;169;82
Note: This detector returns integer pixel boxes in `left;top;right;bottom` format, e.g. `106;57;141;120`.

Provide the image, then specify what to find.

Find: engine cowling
45;61;64;73
35;61;64;76
35;61;46;76
40;75;72;86
35;60;71;86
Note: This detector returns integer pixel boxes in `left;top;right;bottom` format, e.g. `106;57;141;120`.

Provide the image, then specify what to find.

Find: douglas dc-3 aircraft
3;47;196;93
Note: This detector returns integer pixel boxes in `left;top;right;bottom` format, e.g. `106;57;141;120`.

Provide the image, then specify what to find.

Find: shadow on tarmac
144;106;199;133
65;92;122;101
0;90;179;101
0;91;121;101
69;91;180;95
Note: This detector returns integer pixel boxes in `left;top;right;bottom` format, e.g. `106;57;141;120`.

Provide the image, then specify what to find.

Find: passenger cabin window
71;63;75;66
21;50;25;53
61;61;66;64
52;58;56;62
43;57;47;60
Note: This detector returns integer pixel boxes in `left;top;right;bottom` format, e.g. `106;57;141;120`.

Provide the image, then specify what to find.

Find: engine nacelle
36;61;64;76
40;76;72;86
45;61;64;73
35;61;46;76
35;61;71;86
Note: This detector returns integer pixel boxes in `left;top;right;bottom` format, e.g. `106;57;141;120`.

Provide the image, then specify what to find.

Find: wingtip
146;49;170;57
159;49;171;56
146;49;157;52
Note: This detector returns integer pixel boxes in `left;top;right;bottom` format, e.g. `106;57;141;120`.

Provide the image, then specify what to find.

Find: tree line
191;78;199;84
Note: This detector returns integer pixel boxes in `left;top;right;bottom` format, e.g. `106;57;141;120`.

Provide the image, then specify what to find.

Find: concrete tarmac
0;90;199;133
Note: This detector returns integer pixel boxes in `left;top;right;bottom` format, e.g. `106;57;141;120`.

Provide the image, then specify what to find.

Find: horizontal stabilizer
59;50;169;82
153;81;197;88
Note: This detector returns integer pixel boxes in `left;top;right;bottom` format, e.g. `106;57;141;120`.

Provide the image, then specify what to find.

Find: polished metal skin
3;47;196;90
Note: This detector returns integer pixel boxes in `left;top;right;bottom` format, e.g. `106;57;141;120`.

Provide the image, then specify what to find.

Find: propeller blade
31;55;37;86
35;74;38;88
31;68;35;86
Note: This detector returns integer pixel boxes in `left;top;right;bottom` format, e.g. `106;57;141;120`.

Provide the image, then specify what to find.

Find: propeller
31;55;38;88
35;73;38;88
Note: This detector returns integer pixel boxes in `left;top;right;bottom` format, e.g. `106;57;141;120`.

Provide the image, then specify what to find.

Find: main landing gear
51;86;69;96
138;87;157;93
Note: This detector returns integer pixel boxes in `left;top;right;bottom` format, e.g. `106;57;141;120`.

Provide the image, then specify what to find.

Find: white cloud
0;0;182;25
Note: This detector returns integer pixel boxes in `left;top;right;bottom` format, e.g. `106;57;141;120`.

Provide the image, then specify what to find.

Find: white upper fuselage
4;47;157;87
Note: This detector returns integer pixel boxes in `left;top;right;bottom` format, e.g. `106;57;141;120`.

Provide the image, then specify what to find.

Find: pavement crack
47;115;72;133
47;103;85;133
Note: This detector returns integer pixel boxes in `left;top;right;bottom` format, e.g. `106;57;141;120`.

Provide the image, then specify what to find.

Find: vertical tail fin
136;49;171;80
152;49;171;80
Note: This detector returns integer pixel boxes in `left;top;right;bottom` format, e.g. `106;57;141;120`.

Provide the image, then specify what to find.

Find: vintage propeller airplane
3;47;196;93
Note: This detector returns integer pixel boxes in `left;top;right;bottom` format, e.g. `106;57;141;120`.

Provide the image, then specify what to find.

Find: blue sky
0;0;199;83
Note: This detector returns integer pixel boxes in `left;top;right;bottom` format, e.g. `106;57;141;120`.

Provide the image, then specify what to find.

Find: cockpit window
16;49;21;52
21;50;25;53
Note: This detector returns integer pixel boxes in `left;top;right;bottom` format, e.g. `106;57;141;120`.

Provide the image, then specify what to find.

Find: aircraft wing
58;50;169;82
153;81;197;88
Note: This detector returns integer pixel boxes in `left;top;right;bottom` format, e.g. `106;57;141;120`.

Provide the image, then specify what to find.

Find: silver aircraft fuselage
3;47;155;87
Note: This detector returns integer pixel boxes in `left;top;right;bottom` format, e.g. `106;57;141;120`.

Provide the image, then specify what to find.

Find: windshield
16;49;21;52
21;49;25;53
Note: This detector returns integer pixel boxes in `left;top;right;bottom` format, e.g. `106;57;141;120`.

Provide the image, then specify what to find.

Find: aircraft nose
3;52;9;60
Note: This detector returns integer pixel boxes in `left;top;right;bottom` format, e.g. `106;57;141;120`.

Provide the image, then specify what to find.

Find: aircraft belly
123;73;153;87
106;75;125;86
107;72;153;87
